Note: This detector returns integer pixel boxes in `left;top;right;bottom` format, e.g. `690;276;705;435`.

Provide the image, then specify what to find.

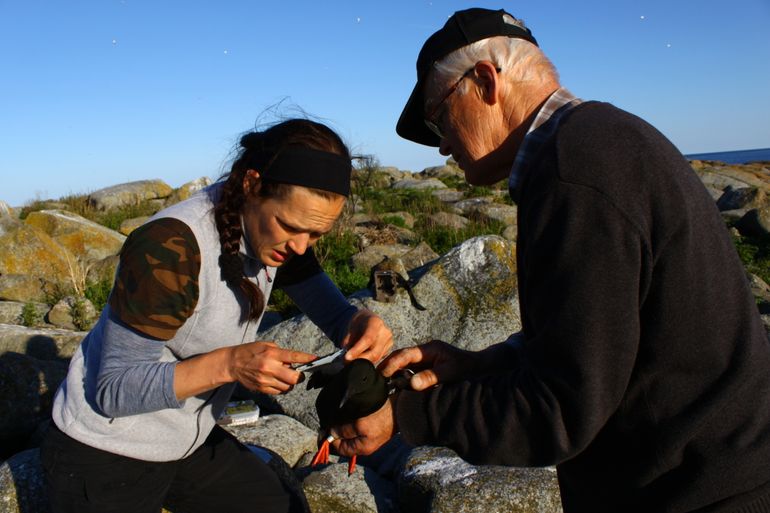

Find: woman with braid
41;119;393;513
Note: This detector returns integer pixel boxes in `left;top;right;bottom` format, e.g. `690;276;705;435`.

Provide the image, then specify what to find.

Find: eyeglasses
423;68;474;139
423;66;501;140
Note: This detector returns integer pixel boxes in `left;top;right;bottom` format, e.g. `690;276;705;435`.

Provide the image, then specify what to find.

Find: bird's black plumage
310;359;389;429
306;358;412;474
306;359;389;474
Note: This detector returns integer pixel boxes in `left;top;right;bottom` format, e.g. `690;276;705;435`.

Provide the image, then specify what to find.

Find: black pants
40;423;291;513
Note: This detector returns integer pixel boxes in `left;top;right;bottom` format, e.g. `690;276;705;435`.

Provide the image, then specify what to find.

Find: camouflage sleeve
274;247;323;289
109;217;201;341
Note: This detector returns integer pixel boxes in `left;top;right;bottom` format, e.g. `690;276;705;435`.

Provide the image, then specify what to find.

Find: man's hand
341;309;393;364
378;339;483;391
331;395;398;458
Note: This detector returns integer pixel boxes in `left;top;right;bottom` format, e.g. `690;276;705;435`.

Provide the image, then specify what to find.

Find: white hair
428;17;559;101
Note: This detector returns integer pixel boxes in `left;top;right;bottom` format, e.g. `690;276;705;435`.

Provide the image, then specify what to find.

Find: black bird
307;358;389;475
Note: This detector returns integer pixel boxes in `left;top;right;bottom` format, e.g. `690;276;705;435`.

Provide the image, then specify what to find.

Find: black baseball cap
396;8;538;147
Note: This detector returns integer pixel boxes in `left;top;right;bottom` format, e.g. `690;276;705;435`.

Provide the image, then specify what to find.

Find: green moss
731;229;770;284
85;279;112;313
380;214;407;228
21;302;41;327
314;230;369;295
18;200;52;220
267;289;300;318
365;188;445;215
267;230;370;318
437;175;466;190
93;201;162;231
416;218;506;256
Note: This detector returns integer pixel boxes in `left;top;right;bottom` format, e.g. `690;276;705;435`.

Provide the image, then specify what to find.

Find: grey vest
52;184;275;461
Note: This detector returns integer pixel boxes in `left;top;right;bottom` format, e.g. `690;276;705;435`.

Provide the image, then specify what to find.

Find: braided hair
214;119;350;321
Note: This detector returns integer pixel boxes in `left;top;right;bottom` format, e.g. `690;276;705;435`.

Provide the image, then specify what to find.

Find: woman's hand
225;341;316;395
378;339;478;391
341;309;393;364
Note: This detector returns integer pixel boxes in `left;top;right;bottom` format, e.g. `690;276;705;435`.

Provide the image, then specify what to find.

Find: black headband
256;147;351;197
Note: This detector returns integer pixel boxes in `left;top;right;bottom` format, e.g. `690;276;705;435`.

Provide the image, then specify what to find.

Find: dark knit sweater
396;102;770;512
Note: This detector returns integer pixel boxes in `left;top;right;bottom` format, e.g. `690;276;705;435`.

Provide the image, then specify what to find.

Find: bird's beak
338;388;352;410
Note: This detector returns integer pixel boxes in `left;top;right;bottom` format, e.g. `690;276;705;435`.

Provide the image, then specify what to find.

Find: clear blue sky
1;0;769;207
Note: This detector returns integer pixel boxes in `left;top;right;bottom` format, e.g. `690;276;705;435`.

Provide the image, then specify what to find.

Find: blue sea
685;147;770;164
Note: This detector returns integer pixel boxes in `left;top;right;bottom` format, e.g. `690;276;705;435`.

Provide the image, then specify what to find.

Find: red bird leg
347;454;357;475
310;444;327;466
311;435;335;466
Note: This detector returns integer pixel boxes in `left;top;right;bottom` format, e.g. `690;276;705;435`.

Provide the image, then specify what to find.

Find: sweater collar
508;88;583;202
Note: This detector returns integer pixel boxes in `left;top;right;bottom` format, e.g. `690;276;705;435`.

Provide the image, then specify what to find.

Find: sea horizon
684;147;770;165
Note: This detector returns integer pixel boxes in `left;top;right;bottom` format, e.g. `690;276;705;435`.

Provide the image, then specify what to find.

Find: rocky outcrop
88;179;174;211
363;167;410;187
24;210;125;263
694;160;770;192
399;446;561;513
224;414;318;468
0;201;12;218
118;215;150;235
716;186;769;212
432;189;466;203
351;244;414;273
399;242;440;270
419;164;464;181
165;176;212;204
46;296;98;331
0;217;75;302
85;254;119;285
0;275;49;305
452;196;497;215
0;302;48;327
466;202;518;226
426;212;469;230
735;207;770;238
0;449;48;513
0;324;86;360
392;178;448;191
301;463;398;513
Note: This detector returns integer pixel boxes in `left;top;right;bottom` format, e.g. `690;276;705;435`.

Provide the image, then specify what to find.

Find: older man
333;7;770;512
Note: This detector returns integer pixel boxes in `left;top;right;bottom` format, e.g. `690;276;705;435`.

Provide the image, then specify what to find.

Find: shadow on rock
0;352;67;461
24;336;70;363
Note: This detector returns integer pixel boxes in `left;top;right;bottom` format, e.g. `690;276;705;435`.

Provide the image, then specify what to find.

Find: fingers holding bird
331;395;398;458
342;309;393;364
227;341;316;395
378;339;472;391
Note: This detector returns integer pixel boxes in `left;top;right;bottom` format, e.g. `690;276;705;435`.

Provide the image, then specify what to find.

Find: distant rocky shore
1;158;769;512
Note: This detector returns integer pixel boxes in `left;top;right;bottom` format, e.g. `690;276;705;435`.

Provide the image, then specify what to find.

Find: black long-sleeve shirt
396;102;770;512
